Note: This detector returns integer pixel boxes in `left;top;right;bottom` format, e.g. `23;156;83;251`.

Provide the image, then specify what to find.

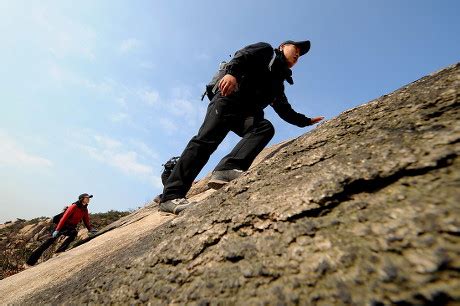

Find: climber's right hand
219;74;238;96
310;117;324;125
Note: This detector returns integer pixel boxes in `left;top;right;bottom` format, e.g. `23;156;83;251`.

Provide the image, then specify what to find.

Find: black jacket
224;42;312;127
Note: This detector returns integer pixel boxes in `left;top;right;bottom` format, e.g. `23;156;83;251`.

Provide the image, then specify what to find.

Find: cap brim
296;40;311;56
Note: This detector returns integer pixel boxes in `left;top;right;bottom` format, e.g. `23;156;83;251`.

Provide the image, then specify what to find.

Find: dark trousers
161;94;275;201
26;227;78;265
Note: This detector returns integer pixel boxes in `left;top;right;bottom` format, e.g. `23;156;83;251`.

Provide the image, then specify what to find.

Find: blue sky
1;0;459;222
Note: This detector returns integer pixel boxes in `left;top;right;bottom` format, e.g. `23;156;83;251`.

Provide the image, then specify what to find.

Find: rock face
1;63;459;305
0;218;55;279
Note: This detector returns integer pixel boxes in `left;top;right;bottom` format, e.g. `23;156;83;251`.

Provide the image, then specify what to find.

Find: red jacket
56;203;92;232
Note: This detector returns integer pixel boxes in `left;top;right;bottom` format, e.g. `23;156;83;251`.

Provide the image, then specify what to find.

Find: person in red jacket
26;193;97;266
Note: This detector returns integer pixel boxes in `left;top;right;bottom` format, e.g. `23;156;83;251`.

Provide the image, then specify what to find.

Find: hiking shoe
159;198;193;214
26;258;37;266
153;194;162;204
208;169;244;190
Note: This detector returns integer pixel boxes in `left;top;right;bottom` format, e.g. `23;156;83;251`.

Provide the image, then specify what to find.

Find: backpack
161;156;180;185
201;61;228;102
52;204;73;224
200;50;279;102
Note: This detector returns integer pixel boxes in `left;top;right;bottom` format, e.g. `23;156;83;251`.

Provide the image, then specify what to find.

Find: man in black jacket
160;40;324;214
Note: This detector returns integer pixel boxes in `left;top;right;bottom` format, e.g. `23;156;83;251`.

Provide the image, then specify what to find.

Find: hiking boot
26;258;37;266
153;194;162;204
208;169;244;190
159;198;194;214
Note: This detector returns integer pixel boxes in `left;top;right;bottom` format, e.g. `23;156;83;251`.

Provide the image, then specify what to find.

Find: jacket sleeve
271;94;312;127
83;210;92;230
225;42;274;82
55;204;75;232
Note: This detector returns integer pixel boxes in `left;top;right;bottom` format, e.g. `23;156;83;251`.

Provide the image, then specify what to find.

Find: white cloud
139;61;155;69
139;89;160;106
81;144;152;176
167;94;206;128
72;133;161;188
0;131;53;168
169;98;196;117
149;176;163;189
130;140;160;160
169;98;201;128
33;8;96;60
119;38;142;54
94;135;122;149
49;61;204;136
171;86;192;98
80;78;113;94
48;61;203;135
196;52;211;61
111;151;152;175
116;97;128;108
159;118;179;134
110;112;129;123
48;63;113;95
49;63;65;81
134;85;207;134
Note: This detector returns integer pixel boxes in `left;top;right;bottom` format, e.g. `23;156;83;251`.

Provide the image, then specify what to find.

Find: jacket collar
74;201;87;210
270;49;294;85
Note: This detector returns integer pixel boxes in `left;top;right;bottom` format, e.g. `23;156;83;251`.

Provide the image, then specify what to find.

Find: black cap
78;193;93;200
280;40;311;56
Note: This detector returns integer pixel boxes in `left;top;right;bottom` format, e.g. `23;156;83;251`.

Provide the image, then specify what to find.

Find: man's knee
63;228;78;238
189;135;222;155
259;120;275;139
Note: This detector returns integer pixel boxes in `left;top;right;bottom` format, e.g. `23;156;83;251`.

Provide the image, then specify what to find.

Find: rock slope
0;63;459;305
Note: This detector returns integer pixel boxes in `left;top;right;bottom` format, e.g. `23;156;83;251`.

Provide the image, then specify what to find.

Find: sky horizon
1;0;459;223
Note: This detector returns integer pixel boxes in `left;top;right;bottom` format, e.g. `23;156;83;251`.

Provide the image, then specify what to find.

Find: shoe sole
159;202;193;214
173;203;192;214
208;179;228;190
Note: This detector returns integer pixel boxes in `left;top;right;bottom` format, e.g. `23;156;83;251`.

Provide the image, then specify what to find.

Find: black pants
26;227;78;265
161;94;275;202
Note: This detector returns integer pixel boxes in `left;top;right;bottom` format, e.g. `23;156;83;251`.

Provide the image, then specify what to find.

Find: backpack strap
268;50;277;71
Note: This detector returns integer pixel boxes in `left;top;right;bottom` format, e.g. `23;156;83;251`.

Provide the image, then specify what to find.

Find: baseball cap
280;40;311;56
78;193;93;200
